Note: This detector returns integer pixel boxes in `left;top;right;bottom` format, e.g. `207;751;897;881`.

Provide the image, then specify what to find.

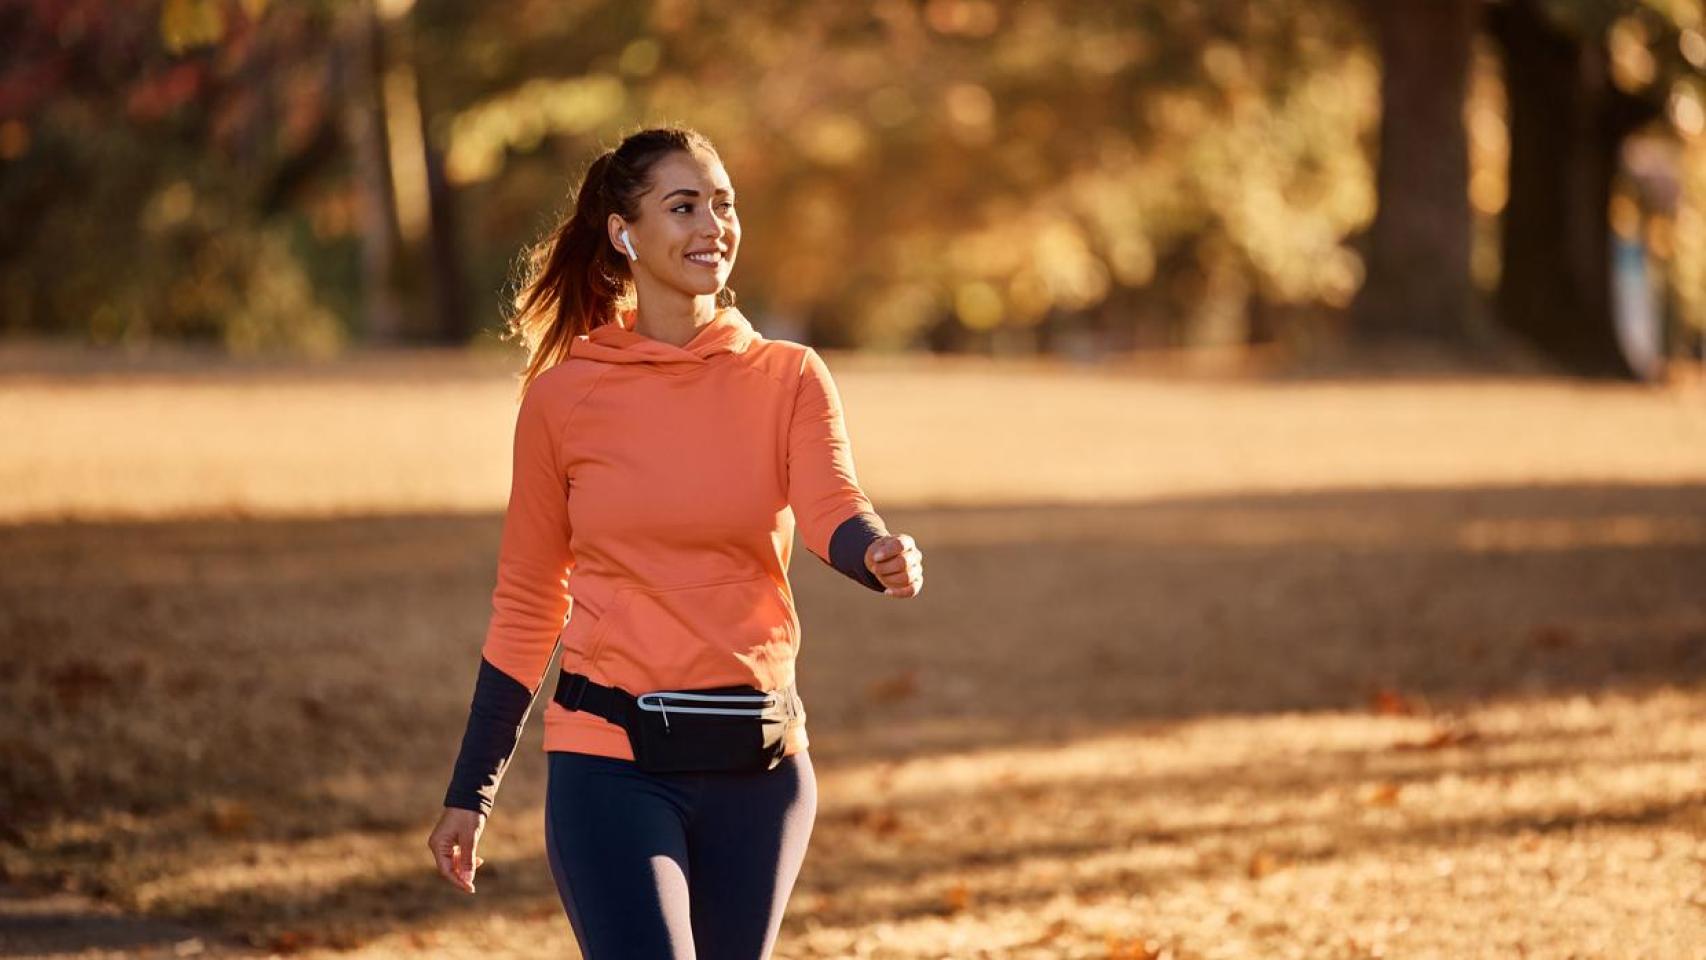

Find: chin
682;276;730;297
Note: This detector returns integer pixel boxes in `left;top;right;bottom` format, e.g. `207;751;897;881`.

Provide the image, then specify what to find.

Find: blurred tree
337;0;406;343
2;0;1391;358
1350;0;1477;347
0;0;354;352
0;0;481;350
1487;0;1700;377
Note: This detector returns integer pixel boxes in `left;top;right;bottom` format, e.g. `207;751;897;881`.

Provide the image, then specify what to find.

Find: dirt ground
1;346;1703;959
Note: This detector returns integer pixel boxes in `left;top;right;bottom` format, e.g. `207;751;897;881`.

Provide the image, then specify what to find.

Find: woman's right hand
865;533;924;598
427;806;487;894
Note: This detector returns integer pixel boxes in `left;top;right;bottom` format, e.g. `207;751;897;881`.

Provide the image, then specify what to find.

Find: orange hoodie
444;305;888;815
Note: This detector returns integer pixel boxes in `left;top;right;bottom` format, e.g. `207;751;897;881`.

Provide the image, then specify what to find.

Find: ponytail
505;151;627;395
503;126;732;397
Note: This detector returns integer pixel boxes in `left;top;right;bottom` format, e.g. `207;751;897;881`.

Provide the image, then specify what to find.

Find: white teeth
687;252;719;263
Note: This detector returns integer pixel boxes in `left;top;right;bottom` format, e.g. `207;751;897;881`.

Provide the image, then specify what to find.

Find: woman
425;126;924;959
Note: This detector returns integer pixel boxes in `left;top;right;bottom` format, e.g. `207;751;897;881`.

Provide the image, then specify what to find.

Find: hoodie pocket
591;573;799;692
567;589;631;674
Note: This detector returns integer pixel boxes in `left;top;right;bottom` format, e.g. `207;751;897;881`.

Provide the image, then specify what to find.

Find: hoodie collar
569;305;758;368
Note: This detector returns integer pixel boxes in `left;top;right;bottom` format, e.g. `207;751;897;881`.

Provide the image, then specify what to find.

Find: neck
630;284;719;348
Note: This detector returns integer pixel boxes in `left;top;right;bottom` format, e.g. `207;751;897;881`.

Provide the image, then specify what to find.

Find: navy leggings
543;749;818;959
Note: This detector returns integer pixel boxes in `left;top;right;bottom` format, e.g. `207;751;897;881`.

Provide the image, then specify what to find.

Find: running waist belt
551;670;801;773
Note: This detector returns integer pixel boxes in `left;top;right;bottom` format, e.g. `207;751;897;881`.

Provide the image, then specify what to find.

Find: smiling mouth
685;251;725;266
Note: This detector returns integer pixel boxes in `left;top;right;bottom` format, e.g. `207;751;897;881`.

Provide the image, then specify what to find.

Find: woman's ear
607;215;635;261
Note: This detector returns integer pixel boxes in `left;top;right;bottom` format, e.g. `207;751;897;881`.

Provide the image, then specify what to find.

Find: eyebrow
660;186;735;202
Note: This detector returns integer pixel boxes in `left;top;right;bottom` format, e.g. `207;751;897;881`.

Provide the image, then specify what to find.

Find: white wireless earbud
620;229;638;262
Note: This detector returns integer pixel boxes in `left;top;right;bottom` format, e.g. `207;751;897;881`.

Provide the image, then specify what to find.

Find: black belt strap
551;670;638;727
551;670;802;727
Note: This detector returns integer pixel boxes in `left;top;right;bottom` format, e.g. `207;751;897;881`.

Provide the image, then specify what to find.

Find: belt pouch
627;684;793;774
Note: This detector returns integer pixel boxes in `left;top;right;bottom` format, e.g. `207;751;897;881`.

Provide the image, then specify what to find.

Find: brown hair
503;126;736;395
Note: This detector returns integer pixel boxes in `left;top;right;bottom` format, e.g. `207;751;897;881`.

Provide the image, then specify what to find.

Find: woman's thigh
544;752;697;960
686;751;819;960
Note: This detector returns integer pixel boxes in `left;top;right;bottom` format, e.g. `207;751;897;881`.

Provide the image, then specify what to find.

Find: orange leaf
1247;851;1283;878
1369;687;1419;716
942;880;971;913
205;799;255;836
1364;782;1402;806
865;669;919;704
1397;725;1482;750
1104;934;1166;959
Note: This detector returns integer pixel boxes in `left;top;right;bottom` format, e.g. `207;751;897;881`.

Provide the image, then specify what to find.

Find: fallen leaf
1247;851;1283;878
1369;687;1419;716
856;806;901;836
205;799;255;836
1396;725;1482;750
1530;625;1576;650
298;694;330;723
1104;934;1166;959
267;930;320;954
47;658;117;711
1364;782;1402;806
942;880;971;913
1025;917;1071;945
865;669;918;704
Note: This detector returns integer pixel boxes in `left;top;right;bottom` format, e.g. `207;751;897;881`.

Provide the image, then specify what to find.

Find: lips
685;249;725;266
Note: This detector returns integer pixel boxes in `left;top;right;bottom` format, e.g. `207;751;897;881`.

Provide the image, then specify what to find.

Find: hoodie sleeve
788;347;889;592
444;381;574;816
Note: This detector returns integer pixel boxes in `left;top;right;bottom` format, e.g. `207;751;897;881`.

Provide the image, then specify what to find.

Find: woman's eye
672;203;693;214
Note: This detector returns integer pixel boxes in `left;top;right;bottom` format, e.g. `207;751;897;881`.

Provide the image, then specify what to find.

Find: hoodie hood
569;305;759;370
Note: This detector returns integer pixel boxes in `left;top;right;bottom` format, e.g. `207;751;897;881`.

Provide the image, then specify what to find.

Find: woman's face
611;148;740;301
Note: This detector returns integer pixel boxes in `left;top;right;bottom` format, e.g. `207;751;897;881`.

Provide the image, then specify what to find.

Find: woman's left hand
864;533;924;598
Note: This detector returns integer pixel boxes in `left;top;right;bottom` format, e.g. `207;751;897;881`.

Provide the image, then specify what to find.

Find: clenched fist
864;533;924;598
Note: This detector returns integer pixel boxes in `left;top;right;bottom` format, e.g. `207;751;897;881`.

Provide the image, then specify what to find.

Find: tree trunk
416;74;470;344
1488;0;1649;378
1350;0;1476;344
337;0;405;344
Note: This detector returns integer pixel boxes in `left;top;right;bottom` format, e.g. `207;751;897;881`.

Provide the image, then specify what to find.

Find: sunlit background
3;2;1705;958
3;0;1703;370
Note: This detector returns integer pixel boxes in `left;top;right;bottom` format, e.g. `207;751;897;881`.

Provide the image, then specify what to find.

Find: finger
432;843;456;883
874;534;910;561
883;556;923;582
457;837;476;879
896;534;916;552
435;845;467;891
885;568;919;592
870;555;909;578
455;852;475;893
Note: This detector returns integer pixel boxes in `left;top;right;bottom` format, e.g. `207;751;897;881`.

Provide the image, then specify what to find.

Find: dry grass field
2;345;1704;959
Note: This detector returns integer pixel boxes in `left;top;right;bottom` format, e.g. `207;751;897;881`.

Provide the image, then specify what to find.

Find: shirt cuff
827;512;888;592
442;656;535;817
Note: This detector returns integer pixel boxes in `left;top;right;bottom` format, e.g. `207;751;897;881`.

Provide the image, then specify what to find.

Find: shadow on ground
1;481;1702;949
